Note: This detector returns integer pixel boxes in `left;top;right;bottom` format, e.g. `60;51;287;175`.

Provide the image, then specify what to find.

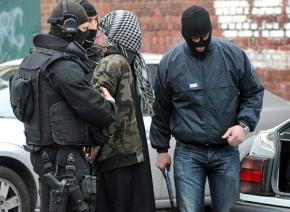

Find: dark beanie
181;5;212;37
50;1;88;25
77;0;97;17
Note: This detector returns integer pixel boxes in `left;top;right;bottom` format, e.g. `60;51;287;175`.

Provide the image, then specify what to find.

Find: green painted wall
0;0;40;63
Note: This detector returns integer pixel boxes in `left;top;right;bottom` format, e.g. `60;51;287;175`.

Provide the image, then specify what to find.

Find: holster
43;152;96;212
49;189;68;212
80;175;97;199
80;175;97;212
68;181;89;212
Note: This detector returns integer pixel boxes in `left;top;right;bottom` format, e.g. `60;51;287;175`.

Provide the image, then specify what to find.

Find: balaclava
77;0;98;46
49;1;89;45
181;5;212;57
100;10;154;115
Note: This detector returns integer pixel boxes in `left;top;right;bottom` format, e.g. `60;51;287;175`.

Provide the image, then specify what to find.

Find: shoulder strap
30;47;66;74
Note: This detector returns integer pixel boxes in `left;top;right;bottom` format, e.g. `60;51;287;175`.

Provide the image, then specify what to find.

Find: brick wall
40;0;290;100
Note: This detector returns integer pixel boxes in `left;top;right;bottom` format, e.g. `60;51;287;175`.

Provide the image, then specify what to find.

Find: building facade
40;0;290;100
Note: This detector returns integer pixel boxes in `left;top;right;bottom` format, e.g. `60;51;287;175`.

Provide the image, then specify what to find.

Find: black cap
181;5;212;36
50;1;88;25
77;0;97;17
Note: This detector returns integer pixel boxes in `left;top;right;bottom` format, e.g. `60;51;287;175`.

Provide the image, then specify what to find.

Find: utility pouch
9;74;34;122
69;183;89;212
80;175;97;200
49;189;68;212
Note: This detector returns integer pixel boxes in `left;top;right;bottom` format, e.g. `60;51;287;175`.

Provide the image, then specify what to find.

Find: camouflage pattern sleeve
91;54;144;167
91;54;124;96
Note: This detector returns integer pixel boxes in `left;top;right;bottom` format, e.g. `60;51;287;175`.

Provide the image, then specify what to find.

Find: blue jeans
174;142;240;212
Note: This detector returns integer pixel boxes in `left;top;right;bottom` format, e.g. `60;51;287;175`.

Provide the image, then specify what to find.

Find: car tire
0;166;31;212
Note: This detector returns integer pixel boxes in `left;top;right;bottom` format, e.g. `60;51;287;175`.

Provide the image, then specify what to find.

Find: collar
33;34;89;62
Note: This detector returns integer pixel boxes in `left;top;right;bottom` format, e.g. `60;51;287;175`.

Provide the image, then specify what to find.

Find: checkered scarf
100;10;154;115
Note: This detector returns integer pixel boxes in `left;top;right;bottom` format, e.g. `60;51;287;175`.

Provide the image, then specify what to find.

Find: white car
230;119;290;211
1;55;290;212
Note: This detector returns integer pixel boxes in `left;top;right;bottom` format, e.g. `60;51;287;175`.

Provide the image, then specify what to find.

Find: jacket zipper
199;59;210;142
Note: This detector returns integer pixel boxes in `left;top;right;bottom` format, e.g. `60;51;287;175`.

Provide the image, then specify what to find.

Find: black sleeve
48;60;117;126
236;52;264;131
150;58;173;152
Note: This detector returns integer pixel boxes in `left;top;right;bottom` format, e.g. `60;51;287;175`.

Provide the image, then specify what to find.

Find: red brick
39;0;290;100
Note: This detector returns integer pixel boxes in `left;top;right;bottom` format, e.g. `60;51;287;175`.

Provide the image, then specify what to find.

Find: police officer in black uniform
77;0;102;80
10;1;117;211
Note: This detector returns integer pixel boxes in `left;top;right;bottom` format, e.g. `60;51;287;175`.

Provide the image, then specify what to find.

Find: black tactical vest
10;47;94;147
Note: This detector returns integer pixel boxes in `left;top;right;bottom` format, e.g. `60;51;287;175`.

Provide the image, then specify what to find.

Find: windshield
0;65;18;118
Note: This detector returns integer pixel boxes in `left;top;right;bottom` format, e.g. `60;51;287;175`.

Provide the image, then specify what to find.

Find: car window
0;87;15;118
141;63;158;116
0;66;18;90
0;65;18;118
0;78;9;90
0;66;18;81
147;64;158;81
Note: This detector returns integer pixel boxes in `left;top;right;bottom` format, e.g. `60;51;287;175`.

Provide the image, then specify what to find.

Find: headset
47;0;79;37
76;0;86;5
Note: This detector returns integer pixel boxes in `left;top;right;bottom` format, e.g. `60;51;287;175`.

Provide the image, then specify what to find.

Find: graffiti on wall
0;8;25;62
0;0;40;63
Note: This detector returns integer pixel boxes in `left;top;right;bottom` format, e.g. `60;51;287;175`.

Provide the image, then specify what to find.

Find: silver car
1;56;290;211
230;119;290;211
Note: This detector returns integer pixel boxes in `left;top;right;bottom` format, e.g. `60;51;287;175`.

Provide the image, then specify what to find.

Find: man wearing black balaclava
77;0;98;48
10;1;117;211
77;0;103;80
181;5;212;57
150;5;264;212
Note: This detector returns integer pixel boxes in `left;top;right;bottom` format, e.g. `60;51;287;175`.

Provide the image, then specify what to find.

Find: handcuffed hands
84;146;101;162
100;86;115;104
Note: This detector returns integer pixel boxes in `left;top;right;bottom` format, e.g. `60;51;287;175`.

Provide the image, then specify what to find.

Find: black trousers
96;162;156;212
30;147;90;212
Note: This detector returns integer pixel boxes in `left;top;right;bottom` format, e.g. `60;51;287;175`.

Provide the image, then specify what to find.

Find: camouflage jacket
91;53;144;173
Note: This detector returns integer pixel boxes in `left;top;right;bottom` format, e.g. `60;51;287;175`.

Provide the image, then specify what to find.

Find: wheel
0;166;31;212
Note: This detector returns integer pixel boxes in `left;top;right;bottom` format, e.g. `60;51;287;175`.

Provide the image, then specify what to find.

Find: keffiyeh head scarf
100;10;154;115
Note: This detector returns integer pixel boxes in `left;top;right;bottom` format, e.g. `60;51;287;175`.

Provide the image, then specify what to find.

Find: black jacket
85;44;103;81
150;38;264;151
23;34;117;146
